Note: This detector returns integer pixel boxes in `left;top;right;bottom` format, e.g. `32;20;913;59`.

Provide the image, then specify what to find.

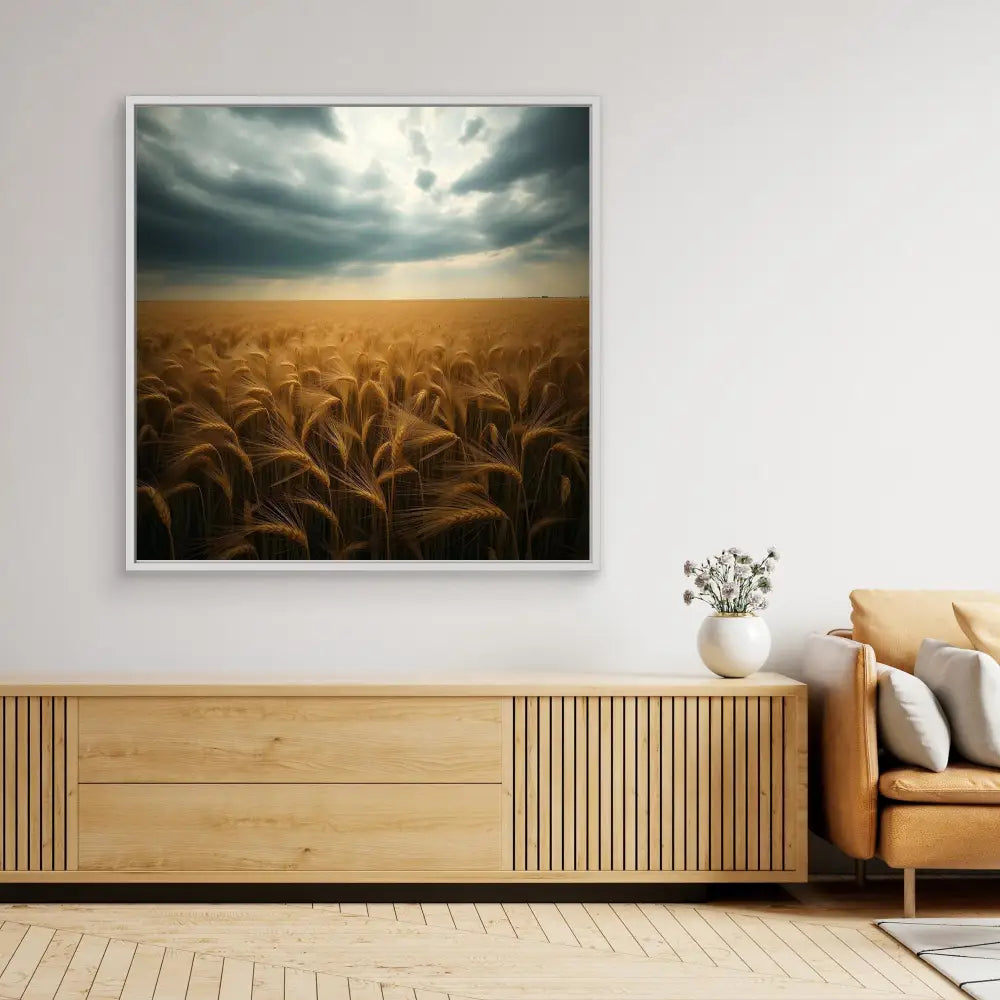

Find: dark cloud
359;159;389;191
458;116;485;144
473;165;590;255
408;129;431;164
452;107;589;195
414;169;436;191
228;105;345;141
134;105;590;284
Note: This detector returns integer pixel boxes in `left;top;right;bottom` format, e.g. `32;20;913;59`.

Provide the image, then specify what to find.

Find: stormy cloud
134;104;590;298
228;105;345;141
458;116;485;144
451;107;589;195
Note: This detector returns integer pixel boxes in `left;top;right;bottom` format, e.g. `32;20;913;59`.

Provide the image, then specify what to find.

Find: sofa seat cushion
880;763;1000;804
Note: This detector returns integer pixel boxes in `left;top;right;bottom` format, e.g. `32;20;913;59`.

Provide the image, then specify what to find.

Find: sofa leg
854;859;867;887
903;868;916;918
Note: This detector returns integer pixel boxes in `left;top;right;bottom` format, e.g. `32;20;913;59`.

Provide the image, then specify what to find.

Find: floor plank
119;946;166;1000
696;910;786;977
0;926;59;998
472;905;515;939
553;905;611;953
216;959;251;1000
53;936;108;1000
248;964;281;1000
829;927;935;998
609;904;678;962
417;907;453;931
444;908;483;937
314;976;349;1000
580;904;645;957
184;955;222;1000
726;914;823;982
89;939;137;1000
793;921;897;994
344;981;380;1000
283;968;315;1000
525;906;577;948
666;907;749;971
499;906;546;944
759;917;861;988
153;951;193;1000
637;905;713;965
0;926;29;980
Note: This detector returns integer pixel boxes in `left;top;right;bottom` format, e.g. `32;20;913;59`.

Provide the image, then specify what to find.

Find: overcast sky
135;104;590;300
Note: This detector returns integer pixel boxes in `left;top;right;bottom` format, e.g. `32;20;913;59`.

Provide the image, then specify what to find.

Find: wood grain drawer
78;783;501;871
78;697;501;783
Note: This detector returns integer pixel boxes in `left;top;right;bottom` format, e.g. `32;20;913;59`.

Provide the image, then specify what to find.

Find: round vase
697;613;771;678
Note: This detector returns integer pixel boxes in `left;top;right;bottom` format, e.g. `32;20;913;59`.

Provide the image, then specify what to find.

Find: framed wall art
126;97;599;570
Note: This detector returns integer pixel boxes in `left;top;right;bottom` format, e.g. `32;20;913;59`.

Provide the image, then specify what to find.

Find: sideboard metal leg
854;859;867;887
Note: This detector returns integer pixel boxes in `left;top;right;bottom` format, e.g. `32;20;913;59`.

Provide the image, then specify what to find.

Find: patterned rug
878;919;1000;999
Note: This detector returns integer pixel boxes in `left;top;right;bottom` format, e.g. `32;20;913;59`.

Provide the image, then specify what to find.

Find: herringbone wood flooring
0;889;981;1000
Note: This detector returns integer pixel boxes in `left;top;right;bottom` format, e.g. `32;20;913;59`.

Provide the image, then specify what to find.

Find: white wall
1;0;998;681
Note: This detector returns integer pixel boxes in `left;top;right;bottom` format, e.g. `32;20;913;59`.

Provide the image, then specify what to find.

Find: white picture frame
126;96;600;571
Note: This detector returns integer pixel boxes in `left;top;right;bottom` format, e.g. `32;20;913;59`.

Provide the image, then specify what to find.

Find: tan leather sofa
801;590;1000;916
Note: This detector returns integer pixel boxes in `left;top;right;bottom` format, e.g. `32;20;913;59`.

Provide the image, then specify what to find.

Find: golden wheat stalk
290;494;339;529
216;542;258;560
300;395;339;444
137;485;170;529
399;499;508;541
245;522;309;551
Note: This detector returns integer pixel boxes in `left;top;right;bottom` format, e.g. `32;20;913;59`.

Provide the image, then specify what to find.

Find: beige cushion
916;639;1000;768
880;763;1000;804
850;590;1000;671
954;601;1000;661
876;664;950;771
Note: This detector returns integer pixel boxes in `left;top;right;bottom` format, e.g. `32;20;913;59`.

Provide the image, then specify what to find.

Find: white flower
764;557;777;572
756;597;768;611
694;573;710;590
727;547;744;556
721;582;738;600
735;563;752;579
683;590;695;605
757;575;772;593
718;551;736;566
683;560;697;577
749;589;764;606
767;547;780;561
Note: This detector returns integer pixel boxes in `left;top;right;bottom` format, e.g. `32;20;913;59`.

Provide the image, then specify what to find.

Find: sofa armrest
802;633;879;860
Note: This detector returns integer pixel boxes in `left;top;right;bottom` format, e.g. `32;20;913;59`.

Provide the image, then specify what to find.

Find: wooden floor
0;880;994;1000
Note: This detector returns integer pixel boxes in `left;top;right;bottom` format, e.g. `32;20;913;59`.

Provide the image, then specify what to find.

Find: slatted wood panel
0;697;76;871
507;695;803;873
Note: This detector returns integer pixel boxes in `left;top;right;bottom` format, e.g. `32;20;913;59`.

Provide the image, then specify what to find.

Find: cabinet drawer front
79;697;501;783
79;783;500;871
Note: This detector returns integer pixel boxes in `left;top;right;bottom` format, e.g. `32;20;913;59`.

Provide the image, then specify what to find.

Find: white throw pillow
876;663;951;771
915;638;1000;768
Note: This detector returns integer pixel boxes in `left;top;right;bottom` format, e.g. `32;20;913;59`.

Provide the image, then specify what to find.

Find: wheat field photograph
130;101;593;566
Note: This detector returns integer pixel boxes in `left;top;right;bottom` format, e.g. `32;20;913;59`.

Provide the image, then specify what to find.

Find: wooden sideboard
0;674;806;883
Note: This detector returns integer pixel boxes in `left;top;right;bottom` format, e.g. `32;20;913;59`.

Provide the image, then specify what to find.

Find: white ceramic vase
697;613;771;678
